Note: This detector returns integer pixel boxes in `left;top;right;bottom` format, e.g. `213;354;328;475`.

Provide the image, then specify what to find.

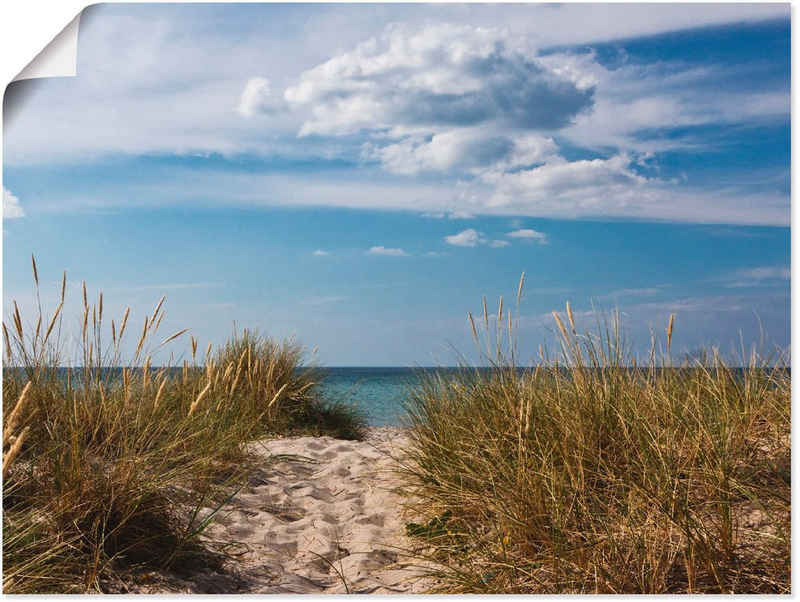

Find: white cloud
600;287;662;299
489;240;510;248
367;246;408;256
237;77;285;117
724;266;790;288
366;128;558;176
507;228;548;244
3;188;24;219
422;210;475;219
2;6;789;226
312;249;330;256
285;23;591;185
444;228;485;247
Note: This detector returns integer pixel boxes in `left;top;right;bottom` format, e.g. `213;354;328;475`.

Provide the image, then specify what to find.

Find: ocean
317;367;425;426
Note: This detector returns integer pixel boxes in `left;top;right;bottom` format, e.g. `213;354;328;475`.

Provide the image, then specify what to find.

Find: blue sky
2;3;790;365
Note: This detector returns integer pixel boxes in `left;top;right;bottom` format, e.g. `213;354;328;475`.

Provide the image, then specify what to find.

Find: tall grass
2;258;364;593
402;278;790;593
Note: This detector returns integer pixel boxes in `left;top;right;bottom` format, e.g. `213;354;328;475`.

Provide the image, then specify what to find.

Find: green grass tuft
400;288;790;593
2;258;364;593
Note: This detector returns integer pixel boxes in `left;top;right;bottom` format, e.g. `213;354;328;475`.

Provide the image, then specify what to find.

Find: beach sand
131;427;435;594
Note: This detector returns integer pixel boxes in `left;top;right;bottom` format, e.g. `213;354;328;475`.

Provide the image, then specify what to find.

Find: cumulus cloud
444;228;486;247
237;77;285;117
3;188;24;219
367;246;408;256
285;24;594;138
366;129;559;176
507;228;548;244
485;154;657;215
3;7;789;226
312;249;330;256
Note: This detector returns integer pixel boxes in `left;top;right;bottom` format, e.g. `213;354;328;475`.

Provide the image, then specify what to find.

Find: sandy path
177;427;433;594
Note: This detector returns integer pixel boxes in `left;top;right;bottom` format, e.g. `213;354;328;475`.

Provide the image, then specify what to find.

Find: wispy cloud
312;249;331;256
303;295;347;306
599;287;662;299
507;228;548;244
367;246;408;257
723;266;790;288
3;187;24;219
112;282;224;293
489;240;510;248
422;210;476;220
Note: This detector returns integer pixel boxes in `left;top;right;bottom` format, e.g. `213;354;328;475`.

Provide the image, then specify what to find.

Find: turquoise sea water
317;367;424;426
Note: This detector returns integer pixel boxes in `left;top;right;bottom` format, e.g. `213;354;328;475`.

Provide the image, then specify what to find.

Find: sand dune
138;427;434;594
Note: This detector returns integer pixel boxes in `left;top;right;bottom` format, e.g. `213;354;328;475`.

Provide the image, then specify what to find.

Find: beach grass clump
2;257;361;593
212;330;366;440
401;281;790;593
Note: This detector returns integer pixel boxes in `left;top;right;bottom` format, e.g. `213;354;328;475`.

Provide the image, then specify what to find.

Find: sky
2;3;790;366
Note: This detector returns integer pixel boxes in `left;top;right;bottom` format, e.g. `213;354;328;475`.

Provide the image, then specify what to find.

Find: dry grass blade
13;301;23;339
188;381;212;416
152;295;166;324
119;307;130;341
566;301;575;333
4;381;32;442
3;426;29;477
468;312;479;346
667;314;675;351
43;301;64;345
31;255;39;287
153;377;169;409
267;383;288;408
160;328;189;347
3;322;12;360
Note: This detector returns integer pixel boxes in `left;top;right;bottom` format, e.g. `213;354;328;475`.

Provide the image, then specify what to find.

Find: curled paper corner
13;10;83;82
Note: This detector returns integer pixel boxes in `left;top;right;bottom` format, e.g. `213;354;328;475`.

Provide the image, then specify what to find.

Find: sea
317;367;428;426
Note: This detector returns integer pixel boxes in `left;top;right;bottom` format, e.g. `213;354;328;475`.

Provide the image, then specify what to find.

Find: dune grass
2;258;364;593
401;277;790;593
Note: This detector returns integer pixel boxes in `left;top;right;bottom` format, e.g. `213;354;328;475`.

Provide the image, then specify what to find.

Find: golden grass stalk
566;301;576;333
267;383;288;408
667;313;675;351
119;307;130;341
160;328;188;347
43;301;63;346
13;301;23;340
468;312;479;346
552;311;568;342
3;322;12;360
3;426;29;477
31;255;38;287
188;381;212;416
153;376;168;410
151;295;166;324
4;381;32;442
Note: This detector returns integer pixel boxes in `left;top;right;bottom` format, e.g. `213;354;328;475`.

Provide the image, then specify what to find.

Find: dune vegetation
401;275;790;593
2;257;364;593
